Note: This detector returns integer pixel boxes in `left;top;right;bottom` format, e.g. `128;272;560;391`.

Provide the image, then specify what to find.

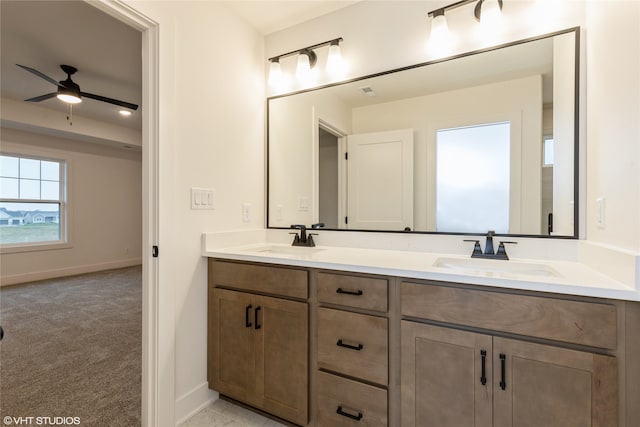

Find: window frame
0;145;73;254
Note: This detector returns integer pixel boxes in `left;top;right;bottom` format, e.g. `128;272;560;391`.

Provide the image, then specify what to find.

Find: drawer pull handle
255;306;261;330
336;288;363;296
337;339;363;351
500;353;506;390
245;305;252;328
336;405;363;421
480;349;487;386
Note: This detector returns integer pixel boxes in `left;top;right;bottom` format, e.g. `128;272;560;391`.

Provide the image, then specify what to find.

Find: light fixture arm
268;37;343;63
427;0;476;18
427;0;503;19
474;0;503;21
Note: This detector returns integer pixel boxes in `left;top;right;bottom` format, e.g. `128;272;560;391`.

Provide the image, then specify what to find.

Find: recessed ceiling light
119;110;132;116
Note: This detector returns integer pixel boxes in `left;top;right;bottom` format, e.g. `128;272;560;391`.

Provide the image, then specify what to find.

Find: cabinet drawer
317;371;387;427
318;307;388;385
208;259;308;299
401;282;617;349
317;272;388;312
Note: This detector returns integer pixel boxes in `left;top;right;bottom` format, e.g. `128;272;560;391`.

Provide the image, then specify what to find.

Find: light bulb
480;0;502;26
326;41;344;77
431;14;449;43
268;59;283;87
296;52;312;79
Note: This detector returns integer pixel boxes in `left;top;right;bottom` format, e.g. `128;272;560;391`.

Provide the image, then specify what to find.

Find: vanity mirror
268;27;579;237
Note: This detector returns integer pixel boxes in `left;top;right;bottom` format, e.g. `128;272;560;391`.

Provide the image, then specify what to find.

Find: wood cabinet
208;261;309;426
207;259;634;427
400;279;618;426
314;271;390;427
401;307;618;427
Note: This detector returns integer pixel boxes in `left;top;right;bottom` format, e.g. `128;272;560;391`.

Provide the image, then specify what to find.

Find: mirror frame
267;27;580;239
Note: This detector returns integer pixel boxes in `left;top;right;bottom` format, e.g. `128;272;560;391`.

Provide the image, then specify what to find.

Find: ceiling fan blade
81;92;139;110
24;92;58;102
16;64;61;87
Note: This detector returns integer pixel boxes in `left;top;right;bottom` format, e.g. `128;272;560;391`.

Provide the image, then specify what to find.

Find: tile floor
180;399;286;427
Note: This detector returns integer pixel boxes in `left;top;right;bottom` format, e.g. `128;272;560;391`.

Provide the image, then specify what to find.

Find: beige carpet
0;266;141;426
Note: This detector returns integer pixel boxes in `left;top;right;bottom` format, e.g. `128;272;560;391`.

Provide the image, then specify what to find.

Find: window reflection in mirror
436;122;510;234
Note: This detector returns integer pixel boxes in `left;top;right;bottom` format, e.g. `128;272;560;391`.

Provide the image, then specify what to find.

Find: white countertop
202;230;640;302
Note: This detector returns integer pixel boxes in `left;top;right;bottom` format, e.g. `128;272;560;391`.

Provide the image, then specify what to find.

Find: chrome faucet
464;230;517;260
289;224;321;247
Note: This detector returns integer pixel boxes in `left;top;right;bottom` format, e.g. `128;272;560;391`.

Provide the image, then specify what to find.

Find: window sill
1;240;73;254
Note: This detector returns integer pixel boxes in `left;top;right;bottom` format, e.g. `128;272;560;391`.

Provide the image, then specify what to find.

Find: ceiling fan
17;64;139;111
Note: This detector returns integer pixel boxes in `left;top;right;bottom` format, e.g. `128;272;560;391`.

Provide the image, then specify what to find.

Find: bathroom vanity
205;236;640;427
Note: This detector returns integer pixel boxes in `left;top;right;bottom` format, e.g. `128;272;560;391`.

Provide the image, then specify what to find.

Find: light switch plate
242;203;251;222
596;197;605;229
191;187;216;210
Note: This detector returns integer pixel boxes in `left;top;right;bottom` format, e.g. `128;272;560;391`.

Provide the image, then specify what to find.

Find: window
543;136;554;167
436;121;511;233
0;154;66;248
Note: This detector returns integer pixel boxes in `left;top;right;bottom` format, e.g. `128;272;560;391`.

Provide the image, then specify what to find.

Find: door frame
88;1;163;426
314;114;347;228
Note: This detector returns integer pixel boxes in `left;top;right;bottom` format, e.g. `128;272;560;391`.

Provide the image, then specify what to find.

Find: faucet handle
307;233;318;247
311;222;325;229
496;241;517;259
464;239;483;257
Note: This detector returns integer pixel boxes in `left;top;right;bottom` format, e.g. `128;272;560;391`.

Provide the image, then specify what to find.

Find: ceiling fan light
56;94;81;104
57;86;81;104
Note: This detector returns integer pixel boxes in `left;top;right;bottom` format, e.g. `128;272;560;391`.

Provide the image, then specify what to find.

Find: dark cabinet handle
480;350;487;385
336;406;363;421
336;339;363;351
336;288;363;296
245;305;252;328
255;306;261;330
500;353;506;390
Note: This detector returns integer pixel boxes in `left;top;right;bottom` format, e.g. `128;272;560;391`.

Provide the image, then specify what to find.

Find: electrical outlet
596;197;605;229
276;204;284;221
298;196;309;212
242;203;251;222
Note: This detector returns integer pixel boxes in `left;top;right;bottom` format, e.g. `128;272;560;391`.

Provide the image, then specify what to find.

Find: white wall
123;1;265;424
266;0;640;252
269;89;351;226
0;127;142;284
585;1;640;252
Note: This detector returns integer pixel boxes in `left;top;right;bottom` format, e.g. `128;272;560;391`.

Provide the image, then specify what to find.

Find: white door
346;129;414;230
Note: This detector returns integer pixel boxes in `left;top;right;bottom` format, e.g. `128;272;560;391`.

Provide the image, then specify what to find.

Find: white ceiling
1;1;353;132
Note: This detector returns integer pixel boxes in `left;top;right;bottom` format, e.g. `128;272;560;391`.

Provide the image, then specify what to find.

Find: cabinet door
493;337;617;427
401;321;492;427
254;294;308;426
208;288;256;403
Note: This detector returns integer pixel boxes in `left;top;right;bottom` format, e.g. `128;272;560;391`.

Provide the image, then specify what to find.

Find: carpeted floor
0;266;142;426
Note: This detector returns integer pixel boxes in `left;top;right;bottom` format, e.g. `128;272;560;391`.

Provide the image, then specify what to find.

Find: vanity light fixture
427;0;503;41
118;109;132;116
268;37;343;86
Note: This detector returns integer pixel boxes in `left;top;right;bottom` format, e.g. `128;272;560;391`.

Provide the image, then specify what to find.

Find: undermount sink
433;257;561;278
244;245;326;257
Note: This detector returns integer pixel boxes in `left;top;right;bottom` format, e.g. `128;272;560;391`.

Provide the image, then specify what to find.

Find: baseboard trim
175;382;218;426
0;258;143;286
